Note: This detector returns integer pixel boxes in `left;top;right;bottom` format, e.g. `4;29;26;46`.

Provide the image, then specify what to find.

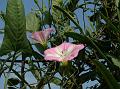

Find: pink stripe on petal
38;32;45;43
32;32;40;41
31;28;52;44
44;47;62;61
57;42;72;51
32;32;44;43
44;47;57;55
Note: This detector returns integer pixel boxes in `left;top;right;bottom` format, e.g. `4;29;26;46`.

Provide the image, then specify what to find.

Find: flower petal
65;44;84;61
44;47;62;62
32;32;44;43
43;28;53;40
57;42;72;51
31;28;52;44
44;42;84;62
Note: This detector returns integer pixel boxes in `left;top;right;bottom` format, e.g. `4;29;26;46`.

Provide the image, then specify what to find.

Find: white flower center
56;45;74;60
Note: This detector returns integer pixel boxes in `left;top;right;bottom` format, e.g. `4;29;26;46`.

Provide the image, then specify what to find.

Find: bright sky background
0;0;98;89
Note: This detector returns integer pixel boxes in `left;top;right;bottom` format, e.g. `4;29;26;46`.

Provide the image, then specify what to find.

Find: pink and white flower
31;28;53;45
44;42;84;62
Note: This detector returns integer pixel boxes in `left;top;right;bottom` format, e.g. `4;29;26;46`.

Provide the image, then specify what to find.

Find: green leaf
115;0;120;7
0;0;32;56
107;55;120;68
26;12;40;32
92;59;120;89
53;5;84;34
52;0;63;6
111;57;120;68
34;43;47;52
50;77;61;86
0;35;13;55
43;11;53;26
86;16;96;33
7;78;20;86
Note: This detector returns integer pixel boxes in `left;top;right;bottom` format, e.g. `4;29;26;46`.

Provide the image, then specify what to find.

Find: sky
0;0;98;89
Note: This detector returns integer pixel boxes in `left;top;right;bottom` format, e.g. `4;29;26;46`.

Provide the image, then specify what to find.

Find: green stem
20;53;26;89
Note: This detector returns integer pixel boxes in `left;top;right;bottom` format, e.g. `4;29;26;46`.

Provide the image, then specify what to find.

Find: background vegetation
0;0;120;89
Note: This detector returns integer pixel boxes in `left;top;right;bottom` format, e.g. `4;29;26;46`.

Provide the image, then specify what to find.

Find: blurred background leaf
26;12;41;32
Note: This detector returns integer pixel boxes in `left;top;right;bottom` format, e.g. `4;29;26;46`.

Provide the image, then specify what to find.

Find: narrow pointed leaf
92;59;120;89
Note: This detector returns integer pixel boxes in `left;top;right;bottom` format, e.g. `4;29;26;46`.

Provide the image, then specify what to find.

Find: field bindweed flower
44;42;84;62
31;28;53;46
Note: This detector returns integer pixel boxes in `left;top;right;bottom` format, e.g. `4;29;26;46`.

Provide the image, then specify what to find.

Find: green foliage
50;77;61;86
7;78;20;86
43;11;53;26
100;13;119;33
0;0;32;56
111;57;120;68
12;69;32;88
64;32;89;44
107;55;120;69
65;0;79;12
53;5;83;33
115;0;120;7
36;78;44;89
1;0;120;89
26;12;41;32
92;59;120;89
28;62;41;81
77;71;96;84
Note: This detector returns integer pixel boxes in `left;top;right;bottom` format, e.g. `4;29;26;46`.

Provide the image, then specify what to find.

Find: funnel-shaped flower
31;28;52;45
44;42;84;62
